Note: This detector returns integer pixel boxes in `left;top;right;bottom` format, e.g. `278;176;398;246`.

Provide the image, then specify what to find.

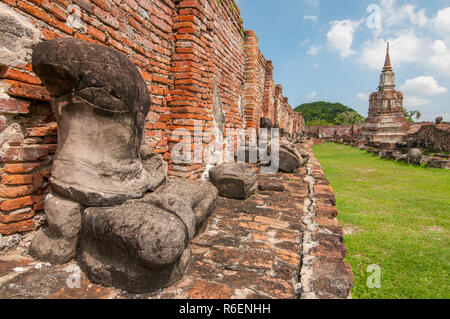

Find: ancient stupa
361;43;409;146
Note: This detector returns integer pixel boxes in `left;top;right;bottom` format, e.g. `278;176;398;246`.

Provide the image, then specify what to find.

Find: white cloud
307;45;321;56
299;38;311;47
304;15;318;22
357;92;369;101
327;20;361;58
358;31;424;70
356;2;450;78
306;91;317;100
404;96;430;107
380;0;429;29
431;39;447;54
400;76;448;96
305;0;319;7
431;7;450;35
358;34;450;77
358;39;386;69
427;40;450;76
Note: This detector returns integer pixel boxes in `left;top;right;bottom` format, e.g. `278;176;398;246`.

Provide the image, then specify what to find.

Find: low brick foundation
306;122;449;155
317;138;450;170
299;140;353;299
306;121;450;169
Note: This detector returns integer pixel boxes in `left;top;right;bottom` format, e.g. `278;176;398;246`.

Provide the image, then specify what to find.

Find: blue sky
237;0;450;121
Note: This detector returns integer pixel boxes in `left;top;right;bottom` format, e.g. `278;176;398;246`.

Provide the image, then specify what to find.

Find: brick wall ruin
0;0;304;235
305;122;450;169
305;122;450;153
303;42;449;168
304;125;363;140
406;122;450;153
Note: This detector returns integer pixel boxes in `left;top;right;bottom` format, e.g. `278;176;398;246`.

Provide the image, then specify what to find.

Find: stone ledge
299;140;354;299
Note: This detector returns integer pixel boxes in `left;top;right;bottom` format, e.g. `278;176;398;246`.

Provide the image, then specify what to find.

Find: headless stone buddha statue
30;38;218;292
32;38;150;207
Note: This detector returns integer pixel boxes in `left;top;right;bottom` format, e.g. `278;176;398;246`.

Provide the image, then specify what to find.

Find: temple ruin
361;43;410;146
305;43;449;168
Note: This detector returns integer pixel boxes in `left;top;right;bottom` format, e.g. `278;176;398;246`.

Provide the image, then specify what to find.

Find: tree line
294;101;365;126
295;101;422;126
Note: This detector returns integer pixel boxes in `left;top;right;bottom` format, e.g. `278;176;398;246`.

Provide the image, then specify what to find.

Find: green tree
295;101;365;126
403;109;422;123
335;111;366;125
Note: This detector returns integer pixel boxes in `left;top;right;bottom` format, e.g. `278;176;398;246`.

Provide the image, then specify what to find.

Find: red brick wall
263;60;275;122
0;0;177;234
0;0;304;234
167;0;248;179
305;125;363;138
243;30;266;130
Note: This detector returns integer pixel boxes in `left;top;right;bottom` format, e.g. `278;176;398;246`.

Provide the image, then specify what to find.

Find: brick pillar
263;60;275;122
243;30;265;130
280;97;289;130
274;85;283;126
168;0;214;179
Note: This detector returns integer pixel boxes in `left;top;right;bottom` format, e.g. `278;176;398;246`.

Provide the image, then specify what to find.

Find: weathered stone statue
267;139;307;173
260;117;273;129
29;192;83;264
32;38;150;207
407;148;422;165
77;179;217;292
30;38;217;293
209;163;258;200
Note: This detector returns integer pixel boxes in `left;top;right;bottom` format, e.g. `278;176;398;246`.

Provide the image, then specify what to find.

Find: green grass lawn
313;142;450;299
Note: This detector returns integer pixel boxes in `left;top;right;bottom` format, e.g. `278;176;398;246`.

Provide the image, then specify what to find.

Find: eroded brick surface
154;167;308;299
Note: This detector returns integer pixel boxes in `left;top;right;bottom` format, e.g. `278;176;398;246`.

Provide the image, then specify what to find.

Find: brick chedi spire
379;42;395;91
361;42;409;146
383;42;392;71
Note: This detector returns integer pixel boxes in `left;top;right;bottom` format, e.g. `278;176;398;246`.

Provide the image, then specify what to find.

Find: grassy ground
313;142;450;299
